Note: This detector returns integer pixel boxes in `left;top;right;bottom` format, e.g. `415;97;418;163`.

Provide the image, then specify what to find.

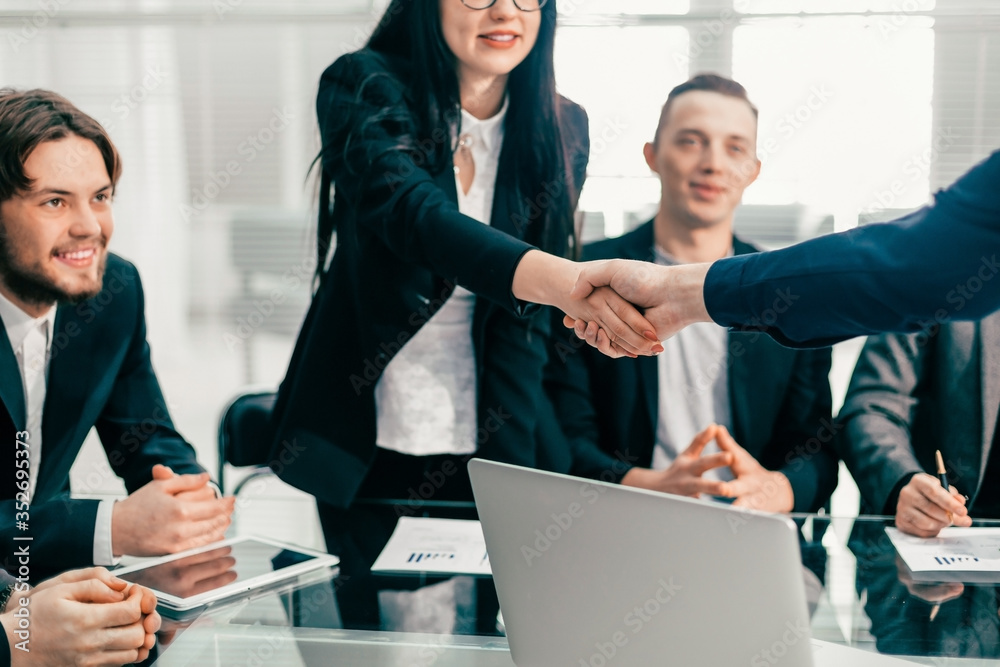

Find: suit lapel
939;322;984;495
33;305;101;500
438;149;497;368
615;226;660;435
473;142;531;362
0;321;22;502
727;335;752;446
434;155;458;206
725;238;762;448
979;311;1000;475
637;354;658;438
489;146;521;238
0;316;26;431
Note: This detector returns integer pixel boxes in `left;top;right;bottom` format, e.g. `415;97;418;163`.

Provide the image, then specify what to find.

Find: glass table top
141;507;1000;666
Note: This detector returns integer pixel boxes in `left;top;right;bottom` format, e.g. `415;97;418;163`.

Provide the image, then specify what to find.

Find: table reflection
850;520;1000;660
138;512;1000;665
320;501;502;636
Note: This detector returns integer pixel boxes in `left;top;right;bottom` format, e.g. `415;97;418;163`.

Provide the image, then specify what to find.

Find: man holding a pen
836;316;1000;537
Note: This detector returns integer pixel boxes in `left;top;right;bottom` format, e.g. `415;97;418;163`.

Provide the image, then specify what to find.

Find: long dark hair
317;0;579;274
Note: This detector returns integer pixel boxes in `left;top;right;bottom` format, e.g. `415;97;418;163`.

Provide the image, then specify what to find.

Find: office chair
217;390;278;495
218;390;479;515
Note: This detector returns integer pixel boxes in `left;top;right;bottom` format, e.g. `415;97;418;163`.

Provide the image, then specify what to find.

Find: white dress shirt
0;291;117;565
374;98;508;457
650;245;735;485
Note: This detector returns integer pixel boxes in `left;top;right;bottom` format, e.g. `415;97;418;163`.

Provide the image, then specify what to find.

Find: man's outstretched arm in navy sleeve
567;150;1000;351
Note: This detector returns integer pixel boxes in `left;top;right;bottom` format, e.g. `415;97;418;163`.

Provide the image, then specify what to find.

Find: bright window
733;16;934;229
555;26;689;235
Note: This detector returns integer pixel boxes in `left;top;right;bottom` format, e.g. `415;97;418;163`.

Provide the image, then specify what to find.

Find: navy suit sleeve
705;151;1000;347
94;265;203;492
318;51;534;314
1;497;101;580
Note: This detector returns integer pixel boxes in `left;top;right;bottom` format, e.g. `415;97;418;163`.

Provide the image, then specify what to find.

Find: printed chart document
886;526;1000;583
371;517;492;577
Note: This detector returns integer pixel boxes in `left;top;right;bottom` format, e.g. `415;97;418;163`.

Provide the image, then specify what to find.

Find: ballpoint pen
936;450;951;524
929;450;950;623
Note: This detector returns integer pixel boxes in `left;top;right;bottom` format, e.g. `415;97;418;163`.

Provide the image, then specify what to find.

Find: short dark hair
0;88;122;202
653;73;758;146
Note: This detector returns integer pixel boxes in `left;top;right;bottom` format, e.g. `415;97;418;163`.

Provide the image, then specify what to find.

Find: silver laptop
469;459;913;667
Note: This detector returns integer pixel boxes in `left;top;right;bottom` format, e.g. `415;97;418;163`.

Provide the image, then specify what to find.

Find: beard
0;226;107;308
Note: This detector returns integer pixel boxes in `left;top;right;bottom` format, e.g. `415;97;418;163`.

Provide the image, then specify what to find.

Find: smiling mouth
481;33;518;43
53;247;99;267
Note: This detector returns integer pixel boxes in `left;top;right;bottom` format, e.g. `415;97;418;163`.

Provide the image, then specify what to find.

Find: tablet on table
114;536;339;613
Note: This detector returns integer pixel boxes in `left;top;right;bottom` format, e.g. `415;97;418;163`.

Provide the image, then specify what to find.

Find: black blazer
269;49;590;508
543;222;838;512
1;254;203;578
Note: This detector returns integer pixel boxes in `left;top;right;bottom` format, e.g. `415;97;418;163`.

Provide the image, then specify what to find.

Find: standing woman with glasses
269;0;661;551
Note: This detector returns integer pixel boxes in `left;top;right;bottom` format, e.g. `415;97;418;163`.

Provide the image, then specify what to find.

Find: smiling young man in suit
0;89;234;579
544;75;838;513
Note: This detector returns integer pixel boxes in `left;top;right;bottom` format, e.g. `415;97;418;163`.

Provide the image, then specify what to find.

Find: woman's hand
511;251;664;358
561;259;713;357
568;285;663;358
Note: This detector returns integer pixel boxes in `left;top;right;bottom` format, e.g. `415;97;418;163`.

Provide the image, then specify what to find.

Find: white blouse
374;98;508;457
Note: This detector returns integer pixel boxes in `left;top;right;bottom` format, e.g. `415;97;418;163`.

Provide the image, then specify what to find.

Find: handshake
513;252;713;359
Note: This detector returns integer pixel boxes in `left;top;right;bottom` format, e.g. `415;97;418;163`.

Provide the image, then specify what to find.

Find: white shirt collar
458;96;508;154
0;289;56;353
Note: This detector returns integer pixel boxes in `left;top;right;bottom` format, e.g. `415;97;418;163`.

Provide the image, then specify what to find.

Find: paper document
371;517;492;577
886;527;1000;583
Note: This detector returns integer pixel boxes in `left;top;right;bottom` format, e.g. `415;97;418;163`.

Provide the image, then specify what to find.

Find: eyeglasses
460;0;548;11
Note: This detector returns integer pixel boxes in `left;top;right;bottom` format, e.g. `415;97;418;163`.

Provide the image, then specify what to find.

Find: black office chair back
218;391;278;494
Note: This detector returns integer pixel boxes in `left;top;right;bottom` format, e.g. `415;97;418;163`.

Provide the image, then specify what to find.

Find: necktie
21;319;47;502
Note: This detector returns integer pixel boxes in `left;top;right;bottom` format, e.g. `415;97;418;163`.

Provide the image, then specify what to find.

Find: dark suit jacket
706;150;1000;347
269;49;590;508
837;312;1000;515
1;254;203;578
0;611;7;667
543;222;838;512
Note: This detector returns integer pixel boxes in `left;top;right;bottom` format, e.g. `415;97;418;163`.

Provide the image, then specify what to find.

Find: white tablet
114;536;339;613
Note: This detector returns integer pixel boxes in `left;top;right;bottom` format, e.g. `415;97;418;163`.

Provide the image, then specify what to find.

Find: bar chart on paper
886;527;1000;583
408;552;456;564
933;556;980;566
372;517;493;576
